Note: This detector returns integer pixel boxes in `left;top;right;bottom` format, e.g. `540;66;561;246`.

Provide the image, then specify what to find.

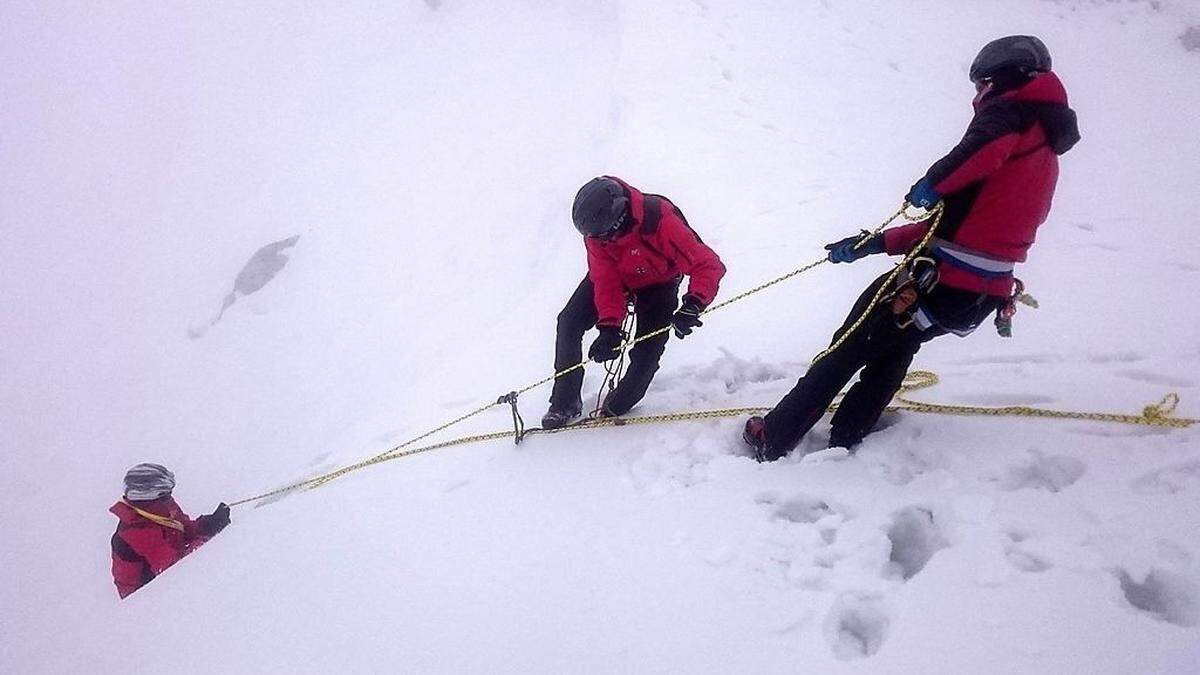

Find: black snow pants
762;272;1003;455
550;275;681;416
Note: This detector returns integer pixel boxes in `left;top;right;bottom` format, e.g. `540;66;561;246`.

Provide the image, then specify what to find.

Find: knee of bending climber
743;35;1078;463
109;463;231;599
543;175;727;429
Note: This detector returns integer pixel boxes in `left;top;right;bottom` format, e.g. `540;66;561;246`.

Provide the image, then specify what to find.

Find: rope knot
1143;393;1180;420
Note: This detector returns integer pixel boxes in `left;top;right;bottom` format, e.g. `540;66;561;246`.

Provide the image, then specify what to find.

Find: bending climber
543;176;726;428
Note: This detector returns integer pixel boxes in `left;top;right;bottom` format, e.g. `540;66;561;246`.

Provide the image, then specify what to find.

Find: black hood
1029;103;1080;155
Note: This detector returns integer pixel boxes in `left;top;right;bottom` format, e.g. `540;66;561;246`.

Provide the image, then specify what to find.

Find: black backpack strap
641;195;664;234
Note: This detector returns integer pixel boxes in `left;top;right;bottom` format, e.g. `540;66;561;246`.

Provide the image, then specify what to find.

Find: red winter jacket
884;71;1080;296
110;497;213;598
585;177;726;326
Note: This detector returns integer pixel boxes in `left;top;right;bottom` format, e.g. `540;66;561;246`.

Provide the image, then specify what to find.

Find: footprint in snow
1130;460;1200;495
885;506;947;581
1115;567;1199;627
996;452;1086;493
824;594;891;660
1002;529;1053;573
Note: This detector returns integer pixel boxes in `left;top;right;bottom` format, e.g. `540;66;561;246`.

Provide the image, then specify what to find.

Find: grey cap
123;463;176;501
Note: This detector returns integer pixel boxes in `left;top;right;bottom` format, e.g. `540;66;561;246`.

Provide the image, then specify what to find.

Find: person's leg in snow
753;273;894;459
545;275;597;428
747;273;1004;460
827;325;923;449
603;277;682;416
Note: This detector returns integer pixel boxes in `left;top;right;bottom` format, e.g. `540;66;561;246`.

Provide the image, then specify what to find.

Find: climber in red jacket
110;463;230;598
543;176;726;428
743;35;1080;461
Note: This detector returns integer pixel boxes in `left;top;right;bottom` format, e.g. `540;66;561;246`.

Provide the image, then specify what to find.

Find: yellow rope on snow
333;203;932;476
225;201;1194;507
228;371;1195;507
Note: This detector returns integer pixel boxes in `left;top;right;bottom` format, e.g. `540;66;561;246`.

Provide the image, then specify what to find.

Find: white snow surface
3;1;1200;672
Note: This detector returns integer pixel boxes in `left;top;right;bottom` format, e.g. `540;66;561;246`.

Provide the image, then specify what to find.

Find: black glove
588;325;625;362
825;230;885;264
672;295;705;339
198;502;231;536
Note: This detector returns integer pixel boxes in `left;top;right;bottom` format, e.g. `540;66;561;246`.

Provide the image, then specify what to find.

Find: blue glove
906;177;940;208
825;231;885;264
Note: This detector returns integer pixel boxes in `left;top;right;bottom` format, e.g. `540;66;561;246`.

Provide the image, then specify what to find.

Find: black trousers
550;275;681;415
762;272;1002;454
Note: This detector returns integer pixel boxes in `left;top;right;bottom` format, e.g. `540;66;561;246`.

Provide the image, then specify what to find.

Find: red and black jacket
110;497;218;598
585;177;726;326
884;71;1080;296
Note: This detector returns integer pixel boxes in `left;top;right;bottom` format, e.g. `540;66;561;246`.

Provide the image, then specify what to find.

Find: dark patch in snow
825;594;890;660
191;235;300;338
1181;26;1200;52
1116;368;1196;389
885;506;945;580
1117;568;1199;627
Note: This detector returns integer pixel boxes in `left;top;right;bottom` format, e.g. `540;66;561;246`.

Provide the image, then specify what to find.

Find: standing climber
743;35;1080;460
543;176;726;428
110;463;231;598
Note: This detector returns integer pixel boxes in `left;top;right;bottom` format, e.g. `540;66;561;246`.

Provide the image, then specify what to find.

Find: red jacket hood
1005;71;1068;105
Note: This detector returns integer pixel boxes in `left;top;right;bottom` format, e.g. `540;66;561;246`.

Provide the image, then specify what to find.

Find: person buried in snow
743;35;1080;462
542;176;727;429
109;463;231;598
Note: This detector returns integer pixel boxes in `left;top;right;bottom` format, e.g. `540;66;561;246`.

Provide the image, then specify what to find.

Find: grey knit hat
123;463;176;501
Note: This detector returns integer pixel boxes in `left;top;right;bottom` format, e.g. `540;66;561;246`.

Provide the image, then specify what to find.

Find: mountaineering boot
541;400;582;429
743;416;785;463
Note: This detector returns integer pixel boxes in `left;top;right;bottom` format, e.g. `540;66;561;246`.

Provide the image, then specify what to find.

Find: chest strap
121;498;185;531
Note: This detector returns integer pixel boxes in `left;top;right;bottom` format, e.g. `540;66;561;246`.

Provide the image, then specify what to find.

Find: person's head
572;177;630;242
123;463;175;502
970;35;1052;100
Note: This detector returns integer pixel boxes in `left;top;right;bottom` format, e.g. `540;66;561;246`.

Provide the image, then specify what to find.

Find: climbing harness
810;202;945;364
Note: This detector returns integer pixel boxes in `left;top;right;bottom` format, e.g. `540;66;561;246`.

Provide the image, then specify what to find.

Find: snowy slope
2;0;1199;672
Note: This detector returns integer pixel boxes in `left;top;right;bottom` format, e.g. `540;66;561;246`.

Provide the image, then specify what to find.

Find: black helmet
572;177;630;239
970;35;1051;83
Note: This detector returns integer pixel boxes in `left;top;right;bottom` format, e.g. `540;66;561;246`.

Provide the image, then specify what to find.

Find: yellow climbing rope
337;202;933;475
812;202;944;364
228;371;1195;507
226;202;1195;507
